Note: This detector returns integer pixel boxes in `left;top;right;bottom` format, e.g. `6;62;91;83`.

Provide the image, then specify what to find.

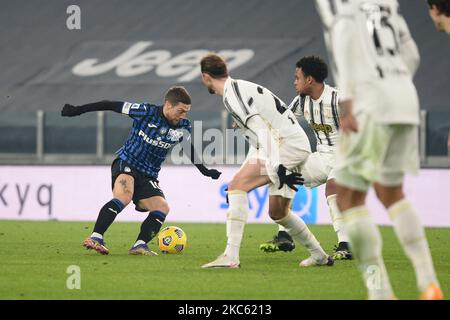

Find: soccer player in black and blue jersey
61;86;221;256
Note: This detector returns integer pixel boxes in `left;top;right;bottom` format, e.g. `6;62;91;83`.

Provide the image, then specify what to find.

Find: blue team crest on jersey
167;129;183;142
159;127;168;135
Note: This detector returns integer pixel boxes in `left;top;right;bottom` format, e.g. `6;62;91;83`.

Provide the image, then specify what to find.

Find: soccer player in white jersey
199;53;334;269
427;0;450;35
315;0;443;299
260;56;352;260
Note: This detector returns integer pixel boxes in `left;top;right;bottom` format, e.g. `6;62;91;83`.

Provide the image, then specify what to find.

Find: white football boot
299;255;334;267
201;254;240;269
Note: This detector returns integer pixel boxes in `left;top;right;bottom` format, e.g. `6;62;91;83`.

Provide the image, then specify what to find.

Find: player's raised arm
61;100;125;117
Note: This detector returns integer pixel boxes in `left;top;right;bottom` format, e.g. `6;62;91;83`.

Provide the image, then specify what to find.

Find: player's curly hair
164;86;191;105
296;56;328;83
200;53;229;79
427;0;450;16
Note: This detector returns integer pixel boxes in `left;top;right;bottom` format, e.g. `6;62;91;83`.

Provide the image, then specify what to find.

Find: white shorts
301;148;336;188
244;141;335;199
334;113;419;192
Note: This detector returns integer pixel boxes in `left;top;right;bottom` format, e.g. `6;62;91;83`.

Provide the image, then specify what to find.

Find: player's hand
340;112;358;134
339;100;358;134
277;164;304;192
61;104;83;117
204;168;222;180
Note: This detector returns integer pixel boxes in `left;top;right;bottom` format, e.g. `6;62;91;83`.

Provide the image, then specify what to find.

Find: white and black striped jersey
289;84;340;149
315;0;420;125
222;77;312;156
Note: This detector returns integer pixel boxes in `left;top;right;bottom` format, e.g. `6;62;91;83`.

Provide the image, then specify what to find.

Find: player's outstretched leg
276;212;333;267
129;210;166;256
327;194;352;260
202;190;248;268
387;198;443;300
259;225;295;253
83;198;125;255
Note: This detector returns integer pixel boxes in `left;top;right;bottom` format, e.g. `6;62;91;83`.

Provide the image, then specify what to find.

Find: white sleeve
397;15;420;76
329;16;356;101
288;96;302;116
246;114;280;184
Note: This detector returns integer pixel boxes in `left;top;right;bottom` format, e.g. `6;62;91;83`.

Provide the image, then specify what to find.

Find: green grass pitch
0;220;448;300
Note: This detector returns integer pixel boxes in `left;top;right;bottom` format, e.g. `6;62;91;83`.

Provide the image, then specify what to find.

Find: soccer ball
158;226;187;254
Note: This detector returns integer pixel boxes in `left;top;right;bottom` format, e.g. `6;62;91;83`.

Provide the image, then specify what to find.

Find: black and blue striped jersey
116;102;191;178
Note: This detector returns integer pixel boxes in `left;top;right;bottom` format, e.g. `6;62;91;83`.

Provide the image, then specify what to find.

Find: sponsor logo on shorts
124;167;131;173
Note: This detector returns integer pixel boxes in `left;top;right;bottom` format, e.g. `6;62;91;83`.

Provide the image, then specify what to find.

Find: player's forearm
76;101;124;114
187;142;221;179
189;142;203;167
61;100;125;117
400;39;420;77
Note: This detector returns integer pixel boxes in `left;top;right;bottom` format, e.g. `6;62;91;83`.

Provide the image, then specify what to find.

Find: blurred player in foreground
427;0;450;35
260;56;352;260
61;86;221;256
315;0;443;299
200;53;333;269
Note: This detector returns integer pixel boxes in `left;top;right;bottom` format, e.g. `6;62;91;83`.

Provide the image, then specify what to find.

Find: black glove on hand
204;168;222;180
196;164;222;180
277;164;304;192
61;104;83;117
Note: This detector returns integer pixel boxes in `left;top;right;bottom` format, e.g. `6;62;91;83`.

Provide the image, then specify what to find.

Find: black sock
136;211;167;243
93;199;125;235
278;230;293;242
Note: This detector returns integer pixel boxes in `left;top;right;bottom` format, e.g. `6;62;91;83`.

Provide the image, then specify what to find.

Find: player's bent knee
268;210;285;221
114;194;132;206
374;185;404;209
158;202;170;215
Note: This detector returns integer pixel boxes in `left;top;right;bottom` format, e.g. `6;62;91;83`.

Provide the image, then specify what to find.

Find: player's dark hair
200;53;229;79
427;0;450;16
164;86;191;106
296;56;328;83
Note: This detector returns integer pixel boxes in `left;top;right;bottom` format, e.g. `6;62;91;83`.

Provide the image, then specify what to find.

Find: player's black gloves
202;168;222;180
195;164;222;180
277;164;304;192
61;104;83;117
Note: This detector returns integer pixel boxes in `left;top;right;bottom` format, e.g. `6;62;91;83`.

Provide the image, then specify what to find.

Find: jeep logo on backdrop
30;39;311;84
72;41;254;82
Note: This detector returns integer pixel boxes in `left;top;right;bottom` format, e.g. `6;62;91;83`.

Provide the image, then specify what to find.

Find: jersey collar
311;83;328;103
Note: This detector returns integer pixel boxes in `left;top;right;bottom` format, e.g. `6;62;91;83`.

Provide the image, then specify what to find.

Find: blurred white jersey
315;0;420;124
223;77;311;151
289;84;340;151
222;77;312;179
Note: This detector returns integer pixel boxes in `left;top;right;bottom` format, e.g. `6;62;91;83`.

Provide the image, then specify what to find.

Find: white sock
133;240;146;248
327;195;349;243
388;199;439;292
278;224;287;232
276;211;327;260
343;206;394;300
91;232;103;239
224;191;249;261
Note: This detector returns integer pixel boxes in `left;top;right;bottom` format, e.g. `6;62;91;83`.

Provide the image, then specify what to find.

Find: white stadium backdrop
0;166;449;227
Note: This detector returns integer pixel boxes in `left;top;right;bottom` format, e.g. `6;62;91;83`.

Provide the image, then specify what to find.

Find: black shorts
111;158;165;212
